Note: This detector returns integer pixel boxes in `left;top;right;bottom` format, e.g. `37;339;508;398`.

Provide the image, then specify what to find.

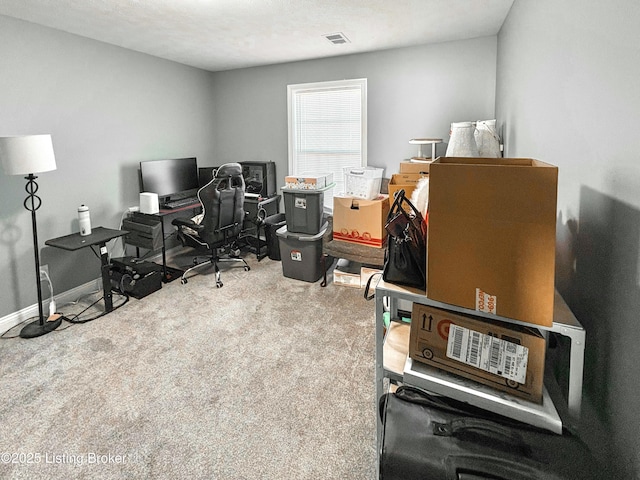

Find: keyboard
162;197;199;209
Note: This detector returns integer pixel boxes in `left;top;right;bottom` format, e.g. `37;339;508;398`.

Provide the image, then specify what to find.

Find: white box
139;192;159;214
284;173;334;190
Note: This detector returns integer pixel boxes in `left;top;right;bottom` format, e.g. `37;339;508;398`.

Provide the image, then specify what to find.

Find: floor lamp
0;134;62;338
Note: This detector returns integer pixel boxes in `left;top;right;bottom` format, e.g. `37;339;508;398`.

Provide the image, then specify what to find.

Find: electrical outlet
40;264;49;279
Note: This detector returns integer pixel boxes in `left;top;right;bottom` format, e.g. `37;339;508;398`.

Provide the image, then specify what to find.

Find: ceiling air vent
324;32;350;45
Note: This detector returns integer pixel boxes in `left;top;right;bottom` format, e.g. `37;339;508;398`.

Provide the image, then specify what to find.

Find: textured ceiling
0;0;514;72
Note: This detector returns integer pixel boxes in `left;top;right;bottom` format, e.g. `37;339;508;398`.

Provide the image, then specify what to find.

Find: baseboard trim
0;278;102;336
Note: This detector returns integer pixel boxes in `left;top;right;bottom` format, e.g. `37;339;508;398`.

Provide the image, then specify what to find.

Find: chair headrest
215;162;242;177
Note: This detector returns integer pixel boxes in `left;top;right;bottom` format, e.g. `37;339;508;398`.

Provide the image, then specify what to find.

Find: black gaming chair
171;162;250;287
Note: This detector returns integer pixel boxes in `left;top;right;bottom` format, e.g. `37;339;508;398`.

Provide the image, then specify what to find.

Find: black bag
382;189;427;290
379;385;603;480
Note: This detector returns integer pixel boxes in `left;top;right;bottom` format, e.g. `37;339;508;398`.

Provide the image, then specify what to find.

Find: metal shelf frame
375;279;586;471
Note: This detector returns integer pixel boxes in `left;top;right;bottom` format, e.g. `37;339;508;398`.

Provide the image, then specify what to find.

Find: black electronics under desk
45;227;128;313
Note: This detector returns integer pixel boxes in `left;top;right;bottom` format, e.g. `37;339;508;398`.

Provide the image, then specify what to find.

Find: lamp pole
19;173;61;338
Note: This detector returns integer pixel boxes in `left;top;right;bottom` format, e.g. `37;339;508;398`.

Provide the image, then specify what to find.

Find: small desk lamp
0;134;62;338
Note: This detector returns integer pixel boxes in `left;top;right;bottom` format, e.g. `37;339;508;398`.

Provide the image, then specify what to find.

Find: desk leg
160;217;169;281
98;242;113;312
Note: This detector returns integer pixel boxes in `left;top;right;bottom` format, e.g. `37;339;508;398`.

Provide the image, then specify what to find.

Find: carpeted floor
0;252;378;479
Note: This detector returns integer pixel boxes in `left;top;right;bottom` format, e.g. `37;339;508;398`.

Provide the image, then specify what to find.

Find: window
287;78;367;210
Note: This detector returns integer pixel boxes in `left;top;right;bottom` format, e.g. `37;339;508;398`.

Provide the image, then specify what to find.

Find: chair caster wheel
181;278;188;285
216;281;223;288
244;266;251;271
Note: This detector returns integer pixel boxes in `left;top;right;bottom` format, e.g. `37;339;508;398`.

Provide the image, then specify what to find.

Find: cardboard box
333;260;383;289
332;195;390;248
399;161;431;175
387;173;427;201
427;157;558;327
284;173;333;189
333;259;362;288
410;303;546;403
361;266;382;290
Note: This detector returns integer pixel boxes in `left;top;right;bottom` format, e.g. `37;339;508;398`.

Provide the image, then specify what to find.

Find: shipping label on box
409;303;546;403
446;324;529;384
332;195;390;248
427;157;558;327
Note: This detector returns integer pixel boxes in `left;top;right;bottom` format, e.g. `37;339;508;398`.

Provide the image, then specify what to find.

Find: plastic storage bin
343;166;384;200
276;223;328;282
282;183;334;235
264;213;287;261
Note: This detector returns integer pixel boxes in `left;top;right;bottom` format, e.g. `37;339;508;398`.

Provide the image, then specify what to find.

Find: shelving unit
375;279;587;468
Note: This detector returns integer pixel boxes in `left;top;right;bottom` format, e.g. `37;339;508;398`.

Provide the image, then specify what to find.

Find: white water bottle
78;205;92;236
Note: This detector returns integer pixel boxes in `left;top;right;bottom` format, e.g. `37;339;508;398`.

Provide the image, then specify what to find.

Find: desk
125;204;201;282
45;227;127;313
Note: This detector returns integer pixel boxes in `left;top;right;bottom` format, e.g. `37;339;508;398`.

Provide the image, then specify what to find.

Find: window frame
287;78;368;210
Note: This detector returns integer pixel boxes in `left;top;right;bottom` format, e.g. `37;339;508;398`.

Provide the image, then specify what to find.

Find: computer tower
240;161;276;198
198;167;217;187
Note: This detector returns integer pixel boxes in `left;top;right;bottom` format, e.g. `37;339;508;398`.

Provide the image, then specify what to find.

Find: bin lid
276;222;329;241
281;182;336;194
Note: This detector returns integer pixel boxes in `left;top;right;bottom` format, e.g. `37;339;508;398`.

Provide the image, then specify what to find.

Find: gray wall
0;18;498;322
210;37;498;189
497;0;640;477
0;15;217;317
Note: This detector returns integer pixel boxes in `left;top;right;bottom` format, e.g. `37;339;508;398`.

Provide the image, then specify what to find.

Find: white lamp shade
0;135;57;175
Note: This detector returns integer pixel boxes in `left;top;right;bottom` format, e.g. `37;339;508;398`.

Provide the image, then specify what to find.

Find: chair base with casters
180;242;250;287
172;221;251;287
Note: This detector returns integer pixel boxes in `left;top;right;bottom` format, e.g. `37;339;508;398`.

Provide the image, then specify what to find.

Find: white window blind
288;78;367;210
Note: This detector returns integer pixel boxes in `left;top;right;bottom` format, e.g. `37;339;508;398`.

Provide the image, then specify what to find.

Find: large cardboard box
387;173;427;201
399;161;431;175
427;157;558;327
410;303;546;403
332;195;390;248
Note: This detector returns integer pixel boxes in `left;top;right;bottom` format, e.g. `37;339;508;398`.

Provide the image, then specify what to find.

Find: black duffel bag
379;385;603;480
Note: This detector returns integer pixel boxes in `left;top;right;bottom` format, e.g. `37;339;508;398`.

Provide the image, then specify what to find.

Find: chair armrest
171;218;203;233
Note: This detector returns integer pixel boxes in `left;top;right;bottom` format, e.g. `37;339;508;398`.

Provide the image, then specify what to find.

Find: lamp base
19;317;62;338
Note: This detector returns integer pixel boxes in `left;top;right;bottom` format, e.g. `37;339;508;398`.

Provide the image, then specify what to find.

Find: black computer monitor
139;157;199;201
